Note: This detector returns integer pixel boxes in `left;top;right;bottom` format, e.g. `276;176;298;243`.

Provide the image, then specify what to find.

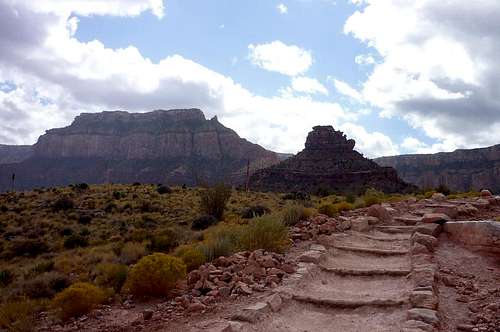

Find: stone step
292;294;408;308
322;250;411;271
375;226;417;234
358;232;411;242
332;244;409;255
319;265;411;276
251;302;407;332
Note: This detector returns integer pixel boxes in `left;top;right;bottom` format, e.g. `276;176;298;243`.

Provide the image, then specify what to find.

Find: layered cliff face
0;145;32;164
250;126;415;194
0;109;279;191
374;145;500;192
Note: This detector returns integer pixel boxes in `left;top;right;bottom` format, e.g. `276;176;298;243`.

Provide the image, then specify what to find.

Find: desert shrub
125;253;186;297
239;216;289;253
156;185;172;195
282;191;310;201
10;239;49;257
22;272;69;299
29;260;54;276
119;242;146;265
495;216;500;222
52;282;105;320
94;263;128;292
60;227;73;236
240;205;271;219
173;244;205;271
112;191;125;200
63;234;89;249
73;183;89;191
314;186;333;198
301;207;317;220
346;194;356;203
148;231;179;253
198;223;243;261
104;202;117;213
335;201;354;213
423;190;436;199
0;269;14;287
435;184;451;196
0;205;8;213
132;182;141;186
318;203;337;217
0;298;35;332
137;200;161;213
52;196;74;212
191;214;218;230
199;183;231;220
362;188;384;207
282;205;303;226
78;214;92;225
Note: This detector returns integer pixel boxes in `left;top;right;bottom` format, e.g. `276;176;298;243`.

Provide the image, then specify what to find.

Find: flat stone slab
376;226;416;234
444;221;500;253
298;250;324;264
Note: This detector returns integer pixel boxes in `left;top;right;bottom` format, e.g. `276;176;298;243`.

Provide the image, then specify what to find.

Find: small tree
199;183;231;220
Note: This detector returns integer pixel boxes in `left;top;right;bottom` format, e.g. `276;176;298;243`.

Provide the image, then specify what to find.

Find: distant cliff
0;109;279;191
0;145;32;164
374;144;500;192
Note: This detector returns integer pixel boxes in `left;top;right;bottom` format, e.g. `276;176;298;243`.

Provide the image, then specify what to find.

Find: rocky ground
39;191;500;332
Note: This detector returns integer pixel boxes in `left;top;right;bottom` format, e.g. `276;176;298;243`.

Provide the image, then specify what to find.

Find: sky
0;0;499;158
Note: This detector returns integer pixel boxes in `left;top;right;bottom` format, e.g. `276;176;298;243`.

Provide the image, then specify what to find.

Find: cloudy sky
0;0;499;157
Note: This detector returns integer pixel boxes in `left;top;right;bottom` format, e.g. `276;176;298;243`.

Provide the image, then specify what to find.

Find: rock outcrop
0;109;279;191
374;144;500;192
249;126;414;194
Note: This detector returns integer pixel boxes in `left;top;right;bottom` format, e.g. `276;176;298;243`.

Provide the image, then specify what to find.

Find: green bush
63;234;89;249
199;183;231;220
0;269;13;287
240;205;271;219
335;201;354;213
318;203;337;217
362;188;384;207
119;242;146;265
94;263;128;292
174;244;205;271
125;253;186;297
10;239;49;257
239;216;289;253
148;230;179;253
282;205;303;226
52;282;105;320
198;223;243;261
156;185;172;195
435;184;451;196
191;214;218;230
22;272;69;299
52;196;74;212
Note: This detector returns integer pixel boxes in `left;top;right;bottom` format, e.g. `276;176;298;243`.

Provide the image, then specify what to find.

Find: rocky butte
249;125;415;194
375;144;500;192
0;109;279;191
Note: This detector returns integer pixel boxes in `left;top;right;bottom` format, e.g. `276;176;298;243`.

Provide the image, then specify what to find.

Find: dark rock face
0;145;32;164
0;109;279;191
249;126;414;194
374;145;500;192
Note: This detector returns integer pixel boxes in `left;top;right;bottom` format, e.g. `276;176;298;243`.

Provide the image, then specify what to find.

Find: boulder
421;213;451;224
298;250;323;264
407;308;439;326
411;232;438;253
431;193;446;201
367;205;392;223
480;189;493;197
351;217;370;232
410;291;438;310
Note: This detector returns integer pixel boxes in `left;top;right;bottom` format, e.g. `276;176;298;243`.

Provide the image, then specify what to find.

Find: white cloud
330;78;363;102
354;54;375;65
345;0;500;152
248;41;313;76
339;123;399;158
277;3;288;14
290;77;328;95
0;0;395;158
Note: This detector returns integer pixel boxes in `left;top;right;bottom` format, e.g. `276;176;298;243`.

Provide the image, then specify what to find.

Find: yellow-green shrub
173;245;205;271
119;242;146;265
94;263;128;292
52;282;105;320
362;188;384;206
199;224;243;261
301;207;317;220
0;298;35;332
125;253;186;297
318;203;337;217
239;216;289;253
334;201;354;213
282;205;303;226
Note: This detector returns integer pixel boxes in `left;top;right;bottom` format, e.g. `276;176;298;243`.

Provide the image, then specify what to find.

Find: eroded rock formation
374;145;500;192
249;126;414;194
0;145;32;164
0;109;279;191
